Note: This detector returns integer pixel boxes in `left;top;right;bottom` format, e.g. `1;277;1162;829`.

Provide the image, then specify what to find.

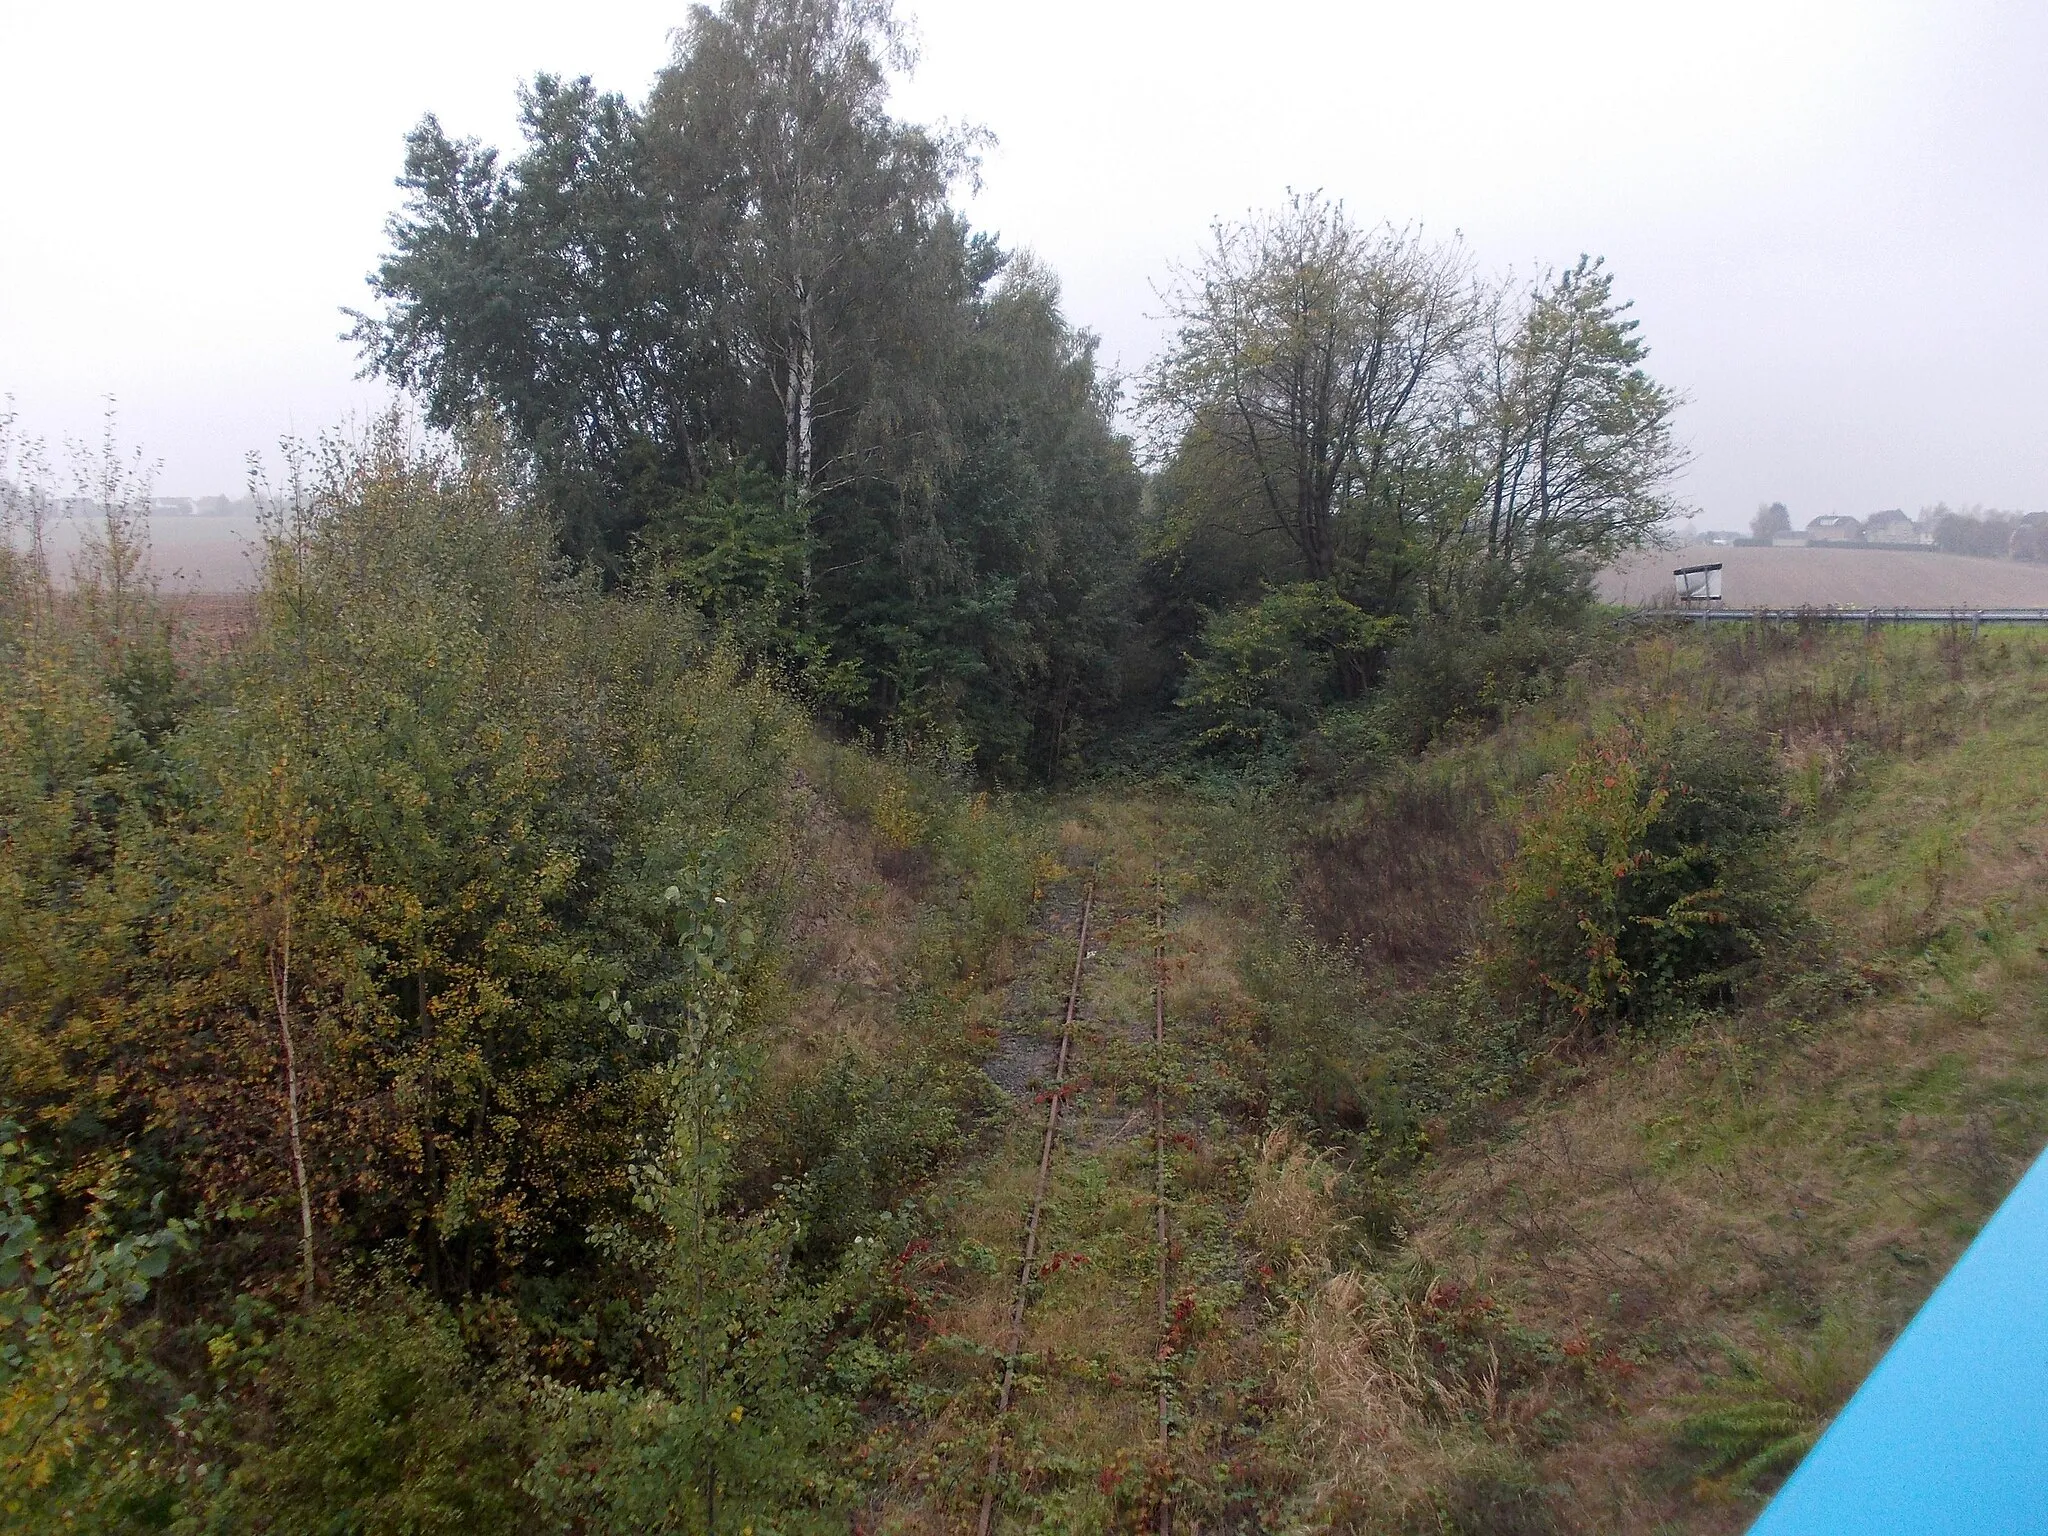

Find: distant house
151;496;196;517
1699;530;1740;546
1864;509;1921;545
1806;514;1865;544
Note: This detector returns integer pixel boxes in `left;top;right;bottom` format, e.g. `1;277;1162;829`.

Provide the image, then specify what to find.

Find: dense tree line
355;13;1681;781
354;0;1140;780
1928;505;2048;560
1139;193;1683;758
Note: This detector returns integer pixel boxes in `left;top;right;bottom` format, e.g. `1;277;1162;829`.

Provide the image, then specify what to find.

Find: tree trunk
268;910;316;1302
694;1033;716;1535
794;285;817;610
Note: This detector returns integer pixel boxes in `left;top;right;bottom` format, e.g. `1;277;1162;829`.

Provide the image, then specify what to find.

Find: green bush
1435;1461;1557;1536
763;1049;971;1269
0;1129;196;1534
1177;583;1400;756
1237;935;1418;1152
1375;610;1589;751
1490;721;1797;1031
522;875;871;1535
209;1290;530;1535
1677;1317;1870;1497
640;461;867;710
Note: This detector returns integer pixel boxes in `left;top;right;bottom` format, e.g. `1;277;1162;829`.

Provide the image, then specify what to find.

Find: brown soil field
164;592;259;658
39;522;2048;613
1600;543;2048;608
22;513;265;594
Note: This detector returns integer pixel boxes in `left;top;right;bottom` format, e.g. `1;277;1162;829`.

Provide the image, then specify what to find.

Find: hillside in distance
11;508;263;594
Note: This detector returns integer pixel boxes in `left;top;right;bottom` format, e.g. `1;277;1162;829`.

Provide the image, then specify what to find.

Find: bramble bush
1490;721;1799;1032
1;410;1030;1530
0;1128;197;1532
1373;606;1594;751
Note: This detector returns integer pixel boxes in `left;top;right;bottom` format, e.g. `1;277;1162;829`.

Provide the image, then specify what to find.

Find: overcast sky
3;0;2043;529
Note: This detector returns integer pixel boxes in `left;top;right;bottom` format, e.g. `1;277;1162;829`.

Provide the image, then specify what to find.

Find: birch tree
355;3;1139;770
647;0;971;609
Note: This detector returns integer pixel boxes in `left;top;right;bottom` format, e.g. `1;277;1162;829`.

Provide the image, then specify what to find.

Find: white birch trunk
268;909;316;1300
788;281;817;609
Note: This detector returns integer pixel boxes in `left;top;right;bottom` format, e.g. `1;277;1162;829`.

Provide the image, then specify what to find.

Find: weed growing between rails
858;626;2048;1534
868;800;1305;1533
1150;855;1174;1536
977;886;1095;1535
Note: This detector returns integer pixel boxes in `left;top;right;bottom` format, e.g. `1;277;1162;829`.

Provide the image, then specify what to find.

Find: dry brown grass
764;769;926;1067
1298;771;1508;976
1280;1261;1594;1533
1241;1126;1342;1265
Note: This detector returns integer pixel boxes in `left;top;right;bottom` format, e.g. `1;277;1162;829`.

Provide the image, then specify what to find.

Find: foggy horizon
4;0;2044;526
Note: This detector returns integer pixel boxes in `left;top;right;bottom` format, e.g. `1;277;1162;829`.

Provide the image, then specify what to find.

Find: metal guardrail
1647;607;2048;627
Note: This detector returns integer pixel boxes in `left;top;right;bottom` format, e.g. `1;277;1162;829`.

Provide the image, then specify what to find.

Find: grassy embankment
42;579;2048;1534
849;620;2048;1534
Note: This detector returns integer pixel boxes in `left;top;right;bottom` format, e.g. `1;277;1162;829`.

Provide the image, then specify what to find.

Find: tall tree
1465;257;1685;586
1142;203;1685;750
352;76;718;564
1143;208;1683;625
353;0;1141;775
1141;194;1471;593
645;0;972;611
1751;501;1792;541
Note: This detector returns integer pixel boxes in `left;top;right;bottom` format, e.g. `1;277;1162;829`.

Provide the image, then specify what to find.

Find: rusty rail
977;887;1094;1536
1153;861;1173;1535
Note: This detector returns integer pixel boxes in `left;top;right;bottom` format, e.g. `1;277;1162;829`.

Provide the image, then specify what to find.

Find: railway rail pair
976;870;1178;1536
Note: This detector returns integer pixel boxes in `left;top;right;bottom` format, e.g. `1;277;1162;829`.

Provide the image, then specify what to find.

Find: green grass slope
860;622;2048;1534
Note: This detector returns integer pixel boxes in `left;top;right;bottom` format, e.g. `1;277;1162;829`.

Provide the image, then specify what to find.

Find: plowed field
1600;544;2048;608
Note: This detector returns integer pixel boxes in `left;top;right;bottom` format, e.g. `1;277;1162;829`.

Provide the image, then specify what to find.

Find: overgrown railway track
1151;860;1175;1536
976;859;1185;1535
977;887;1094;1536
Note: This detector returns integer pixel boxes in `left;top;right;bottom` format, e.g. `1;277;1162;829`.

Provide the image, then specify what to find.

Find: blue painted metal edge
1747;1146;2048;1534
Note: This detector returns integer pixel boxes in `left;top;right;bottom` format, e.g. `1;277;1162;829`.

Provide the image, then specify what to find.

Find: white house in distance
1806;514;1865;544
1865;508;1925;545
